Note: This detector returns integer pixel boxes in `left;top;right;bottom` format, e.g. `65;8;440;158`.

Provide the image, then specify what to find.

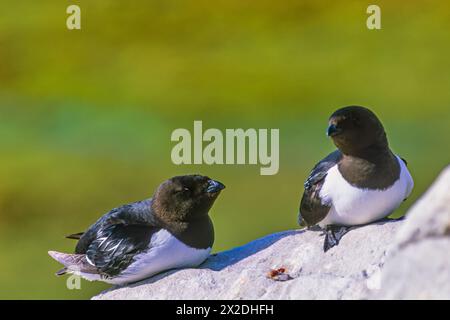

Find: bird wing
69;199;160;277
85;223;159;277
299;150;342;227
74;199;156;254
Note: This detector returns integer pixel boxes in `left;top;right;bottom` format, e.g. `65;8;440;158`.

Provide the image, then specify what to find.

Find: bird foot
323;225;351;252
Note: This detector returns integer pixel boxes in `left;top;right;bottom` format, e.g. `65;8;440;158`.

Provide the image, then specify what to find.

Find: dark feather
66;232;84;240
86;224;158;276
400;157;408;166
299;150;342;226
75;199;156;254
56;267;68;276
50;200;162;278
67;199;160;277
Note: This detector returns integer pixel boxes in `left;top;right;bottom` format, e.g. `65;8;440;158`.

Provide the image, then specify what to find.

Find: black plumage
298;106;413;252
74;199;157;254
299;150;342;227
86;223;158;277
49;175;225;282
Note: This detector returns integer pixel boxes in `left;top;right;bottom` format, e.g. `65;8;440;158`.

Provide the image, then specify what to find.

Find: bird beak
327;124;341;137
206;180;225;193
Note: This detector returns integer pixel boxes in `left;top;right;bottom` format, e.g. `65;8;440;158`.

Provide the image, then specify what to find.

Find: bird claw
323;225;351;252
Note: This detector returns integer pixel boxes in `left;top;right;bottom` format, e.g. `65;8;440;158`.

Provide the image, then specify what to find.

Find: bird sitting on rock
298;106;414;251
49;174;225;285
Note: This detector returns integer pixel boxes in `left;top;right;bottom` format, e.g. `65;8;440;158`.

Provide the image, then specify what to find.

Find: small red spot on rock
267;267;293;281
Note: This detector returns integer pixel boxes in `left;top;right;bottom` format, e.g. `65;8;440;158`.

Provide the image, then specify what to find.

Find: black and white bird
298;106;413;251
49;175;225;285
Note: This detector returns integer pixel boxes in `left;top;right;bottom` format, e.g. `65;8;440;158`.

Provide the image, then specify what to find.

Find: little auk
298;106;413;251
49;174;225;284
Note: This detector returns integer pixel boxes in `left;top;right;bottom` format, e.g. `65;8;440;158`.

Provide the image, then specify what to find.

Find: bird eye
174;187;190;194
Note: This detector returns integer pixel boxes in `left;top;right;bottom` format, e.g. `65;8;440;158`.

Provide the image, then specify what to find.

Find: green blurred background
0;0;449;299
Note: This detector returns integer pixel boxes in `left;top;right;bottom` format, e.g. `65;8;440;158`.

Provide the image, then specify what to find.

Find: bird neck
342;142;391;163
338;146;400;190
163;216;215;249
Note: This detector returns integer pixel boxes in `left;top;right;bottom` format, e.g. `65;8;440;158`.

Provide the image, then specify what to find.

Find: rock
374;165;450;299
93;166;450;300
93;220;401;300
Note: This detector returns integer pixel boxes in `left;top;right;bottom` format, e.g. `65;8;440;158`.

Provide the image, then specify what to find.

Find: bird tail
55;267;68;276
65;232;84;240
298;211;307;228
48;251;98;276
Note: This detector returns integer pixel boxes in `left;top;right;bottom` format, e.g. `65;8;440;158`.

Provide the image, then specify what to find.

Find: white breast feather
318;155;413;227
103;229;211;285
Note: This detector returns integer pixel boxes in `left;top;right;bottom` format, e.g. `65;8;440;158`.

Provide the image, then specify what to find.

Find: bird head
152;174;225;222
327;106;388;155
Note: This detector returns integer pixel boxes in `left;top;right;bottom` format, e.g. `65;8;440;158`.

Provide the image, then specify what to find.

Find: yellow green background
0;0;449;299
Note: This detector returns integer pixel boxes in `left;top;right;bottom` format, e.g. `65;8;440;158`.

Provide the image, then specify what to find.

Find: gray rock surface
374;165;450;299
93;166;450;300
93;220;400;300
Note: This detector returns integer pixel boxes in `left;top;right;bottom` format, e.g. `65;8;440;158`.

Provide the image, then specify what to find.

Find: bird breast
105;229;211;285
318;156;413;227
